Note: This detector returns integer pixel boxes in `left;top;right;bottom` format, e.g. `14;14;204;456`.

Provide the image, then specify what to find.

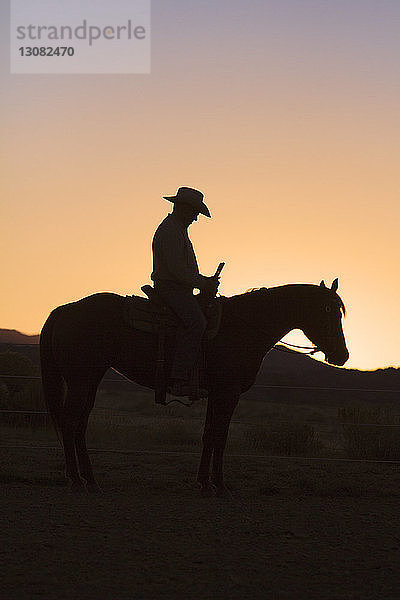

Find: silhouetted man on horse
151;187;219;397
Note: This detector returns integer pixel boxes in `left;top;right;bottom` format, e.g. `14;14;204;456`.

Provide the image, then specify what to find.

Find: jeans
154;280;206;381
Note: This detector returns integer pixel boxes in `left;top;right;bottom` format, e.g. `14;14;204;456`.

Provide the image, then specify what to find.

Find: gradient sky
1;0;399;370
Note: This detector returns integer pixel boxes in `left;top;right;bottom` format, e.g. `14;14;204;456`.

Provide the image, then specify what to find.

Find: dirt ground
2;446;400;600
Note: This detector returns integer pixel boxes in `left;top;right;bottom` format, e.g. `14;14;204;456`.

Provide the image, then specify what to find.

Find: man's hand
202;275;220;297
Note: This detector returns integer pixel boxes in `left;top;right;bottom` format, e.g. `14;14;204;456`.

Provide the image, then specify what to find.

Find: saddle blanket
123;294;222;340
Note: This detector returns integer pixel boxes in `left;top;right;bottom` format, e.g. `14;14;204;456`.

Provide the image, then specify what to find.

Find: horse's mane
218;284;346;316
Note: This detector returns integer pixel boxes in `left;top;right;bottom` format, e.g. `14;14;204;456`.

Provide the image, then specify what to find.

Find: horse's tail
40;309;65;443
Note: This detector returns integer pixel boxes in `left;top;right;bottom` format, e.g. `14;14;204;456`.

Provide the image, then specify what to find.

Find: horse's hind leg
75;390;99;493
62;378;89;491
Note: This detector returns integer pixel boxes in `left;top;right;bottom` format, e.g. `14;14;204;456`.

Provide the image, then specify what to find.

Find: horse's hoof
86;482;103;494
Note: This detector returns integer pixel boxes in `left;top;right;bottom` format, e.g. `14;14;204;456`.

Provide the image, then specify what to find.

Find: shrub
241;421;321;456
339;406;400;460
0;382;10;406
0;351;44;414
0;351;39;397
11;379;45;411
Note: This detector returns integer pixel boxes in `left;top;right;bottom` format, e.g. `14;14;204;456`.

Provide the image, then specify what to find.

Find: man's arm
156;227;208;289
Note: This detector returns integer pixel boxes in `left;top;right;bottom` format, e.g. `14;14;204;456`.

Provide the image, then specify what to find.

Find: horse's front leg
210;390;239;497
197;397;214;497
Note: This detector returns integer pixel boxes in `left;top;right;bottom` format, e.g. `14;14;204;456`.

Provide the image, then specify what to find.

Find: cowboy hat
163;187;211;218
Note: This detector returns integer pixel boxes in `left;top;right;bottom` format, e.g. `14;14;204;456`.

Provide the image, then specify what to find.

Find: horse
40;278;348;496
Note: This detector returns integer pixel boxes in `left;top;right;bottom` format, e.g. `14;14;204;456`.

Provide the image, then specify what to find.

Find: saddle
123;285;222;405
123;285;222;340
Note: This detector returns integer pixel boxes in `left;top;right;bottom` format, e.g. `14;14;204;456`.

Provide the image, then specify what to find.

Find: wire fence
2;443;400;465
1;373;400;426
2;371;400;466
1;372;399;394
1;408;400;429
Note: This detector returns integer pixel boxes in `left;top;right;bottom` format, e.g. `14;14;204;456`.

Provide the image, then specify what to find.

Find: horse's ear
331;278;338;292
320;280;327;288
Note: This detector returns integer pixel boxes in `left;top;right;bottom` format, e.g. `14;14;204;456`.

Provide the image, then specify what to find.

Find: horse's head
302;278;349;366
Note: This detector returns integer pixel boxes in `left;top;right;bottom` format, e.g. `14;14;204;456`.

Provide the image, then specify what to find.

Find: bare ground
2;446;400;599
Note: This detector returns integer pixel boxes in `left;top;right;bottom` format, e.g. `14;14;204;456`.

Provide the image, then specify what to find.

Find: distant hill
249;347;400;406
0;330;399;406
0;329;40;345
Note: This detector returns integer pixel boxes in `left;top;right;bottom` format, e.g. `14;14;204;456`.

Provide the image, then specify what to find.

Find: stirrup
167;381;208;401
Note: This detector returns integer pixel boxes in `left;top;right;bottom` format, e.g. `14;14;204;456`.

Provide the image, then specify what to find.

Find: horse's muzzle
325;348;349;366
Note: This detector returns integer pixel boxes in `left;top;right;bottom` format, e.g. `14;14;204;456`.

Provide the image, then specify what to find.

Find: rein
233;312;322;356
274;341;320;355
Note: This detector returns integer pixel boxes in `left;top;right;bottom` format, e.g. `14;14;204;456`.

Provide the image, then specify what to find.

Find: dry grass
87;412;203;450
3;389;400;461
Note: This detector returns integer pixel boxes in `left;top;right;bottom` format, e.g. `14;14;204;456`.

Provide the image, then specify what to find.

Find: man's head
172;202;201;227
163;187;211;224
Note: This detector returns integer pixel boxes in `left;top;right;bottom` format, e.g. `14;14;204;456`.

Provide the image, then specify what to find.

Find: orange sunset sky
1;1;399;370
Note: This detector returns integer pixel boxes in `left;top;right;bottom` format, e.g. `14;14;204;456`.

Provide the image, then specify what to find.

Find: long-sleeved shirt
151;213;208;290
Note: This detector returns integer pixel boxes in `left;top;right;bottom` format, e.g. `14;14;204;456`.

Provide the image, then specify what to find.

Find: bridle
230;290;344;361
274;340;320;355
275;300;343;359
